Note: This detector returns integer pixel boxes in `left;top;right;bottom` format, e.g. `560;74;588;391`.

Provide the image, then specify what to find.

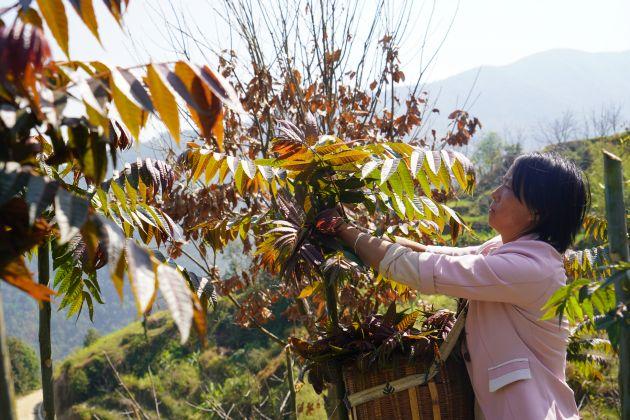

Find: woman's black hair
510;152;590;254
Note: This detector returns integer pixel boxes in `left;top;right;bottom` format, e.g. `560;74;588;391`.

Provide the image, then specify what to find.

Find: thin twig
103;351;149;420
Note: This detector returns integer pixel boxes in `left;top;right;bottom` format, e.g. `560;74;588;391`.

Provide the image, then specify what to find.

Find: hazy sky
29;0;630;83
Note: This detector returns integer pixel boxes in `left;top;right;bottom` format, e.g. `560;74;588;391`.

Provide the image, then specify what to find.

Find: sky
19;0;630;83
3;0;628;142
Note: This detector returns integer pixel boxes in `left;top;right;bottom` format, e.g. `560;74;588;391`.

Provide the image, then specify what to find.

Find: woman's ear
529;209;539;224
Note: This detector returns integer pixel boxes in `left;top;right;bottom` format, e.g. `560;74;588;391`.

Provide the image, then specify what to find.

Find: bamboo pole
38;241;55;420
324;269;349;420
285;346;298;419
0;292;17;420
603;150;629;420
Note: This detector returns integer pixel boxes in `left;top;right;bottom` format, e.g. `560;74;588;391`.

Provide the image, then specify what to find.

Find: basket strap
408;387;421;420
428;380;442;420
345;305;468;408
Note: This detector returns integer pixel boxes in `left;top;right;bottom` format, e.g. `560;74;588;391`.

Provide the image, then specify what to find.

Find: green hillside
53;303;326;419
450;132;629;247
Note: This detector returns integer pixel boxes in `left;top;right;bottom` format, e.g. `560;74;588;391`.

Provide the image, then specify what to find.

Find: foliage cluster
291;302;456;394
7;336;40;396
0;0;245;349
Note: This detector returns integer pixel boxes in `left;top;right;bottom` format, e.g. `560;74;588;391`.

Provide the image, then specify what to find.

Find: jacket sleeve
424;244;480;256
424;236;502;256
378;240;560;306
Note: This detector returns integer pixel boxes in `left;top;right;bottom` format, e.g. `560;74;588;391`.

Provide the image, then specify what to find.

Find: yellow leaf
1;257;55;301
218;159;230;183
17;7;43;28
385;142;414;156
204;155;222;183
191;149;210;182
68;0;99;42
322;149;370;165
124;178;137;210
110;68;145;140
36;0;69;56
146;63;181;144
173;61;223;150
315;142;348;155
199;64;244;113
297;281;321;299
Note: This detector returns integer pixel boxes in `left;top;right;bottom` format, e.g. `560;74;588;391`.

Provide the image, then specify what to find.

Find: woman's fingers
315;208;344;235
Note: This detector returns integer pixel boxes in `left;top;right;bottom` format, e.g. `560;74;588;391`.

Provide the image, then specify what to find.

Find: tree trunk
0;292;17;420
38;242;55;420
324;269;349;420
603;150;629;420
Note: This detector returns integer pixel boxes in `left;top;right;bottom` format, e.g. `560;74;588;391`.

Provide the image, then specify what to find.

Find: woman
317;152;589;419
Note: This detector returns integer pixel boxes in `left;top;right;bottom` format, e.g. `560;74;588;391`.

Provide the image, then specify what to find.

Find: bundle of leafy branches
290;302;456;394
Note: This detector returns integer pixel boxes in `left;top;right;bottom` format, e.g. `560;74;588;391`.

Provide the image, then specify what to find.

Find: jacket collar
514;232;540;242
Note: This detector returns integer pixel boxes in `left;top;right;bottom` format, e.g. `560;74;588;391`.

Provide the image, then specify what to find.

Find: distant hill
405;49;630;149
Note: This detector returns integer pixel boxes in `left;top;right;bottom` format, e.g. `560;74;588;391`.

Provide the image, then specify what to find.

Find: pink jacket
379;233;579;419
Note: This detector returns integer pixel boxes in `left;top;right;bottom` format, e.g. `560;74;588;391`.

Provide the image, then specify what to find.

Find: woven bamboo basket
342;309;474;420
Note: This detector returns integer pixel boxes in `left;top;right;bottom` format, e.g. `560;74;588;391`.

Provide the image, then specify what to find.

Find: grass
57;311;172;375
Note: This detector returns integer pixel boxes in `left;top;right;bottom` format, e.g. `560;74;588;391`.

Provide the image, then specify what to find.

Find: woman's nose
490;186;501;201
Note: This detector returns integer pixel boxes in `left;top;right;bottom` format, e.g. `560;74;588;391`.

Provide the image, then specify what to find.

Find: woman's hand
314;207;347;235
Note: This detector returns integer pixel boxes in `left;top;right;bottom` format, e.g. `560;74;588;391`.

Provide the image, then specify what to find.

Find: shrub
83;328;102;347
7;337;40;395
68;369;90;400
159;362;201;398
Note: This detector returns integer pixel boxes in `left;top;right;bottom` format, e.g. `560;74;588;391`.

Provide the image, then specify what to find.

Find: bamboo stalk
285;346;298;419
0;292;17;420
603;150;629;419
38;241;55;420
324;269;349;420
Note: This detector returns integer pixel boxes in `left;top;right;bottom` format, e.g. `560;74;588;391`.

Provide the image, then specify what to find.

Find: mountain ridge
411;49;630;148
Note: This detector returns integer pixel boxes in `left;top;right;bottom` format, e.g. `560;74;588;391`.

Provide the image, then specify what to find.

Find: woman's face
488;165;536;242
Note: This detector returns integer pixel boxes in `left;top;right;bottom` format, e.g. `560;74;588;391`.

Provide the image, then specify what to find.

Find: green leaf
54;188;88;244
416;169;432;198
234;164;246;195
397;163;415;198
157;264;193;343
110;180;128;213
388;171;403;198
